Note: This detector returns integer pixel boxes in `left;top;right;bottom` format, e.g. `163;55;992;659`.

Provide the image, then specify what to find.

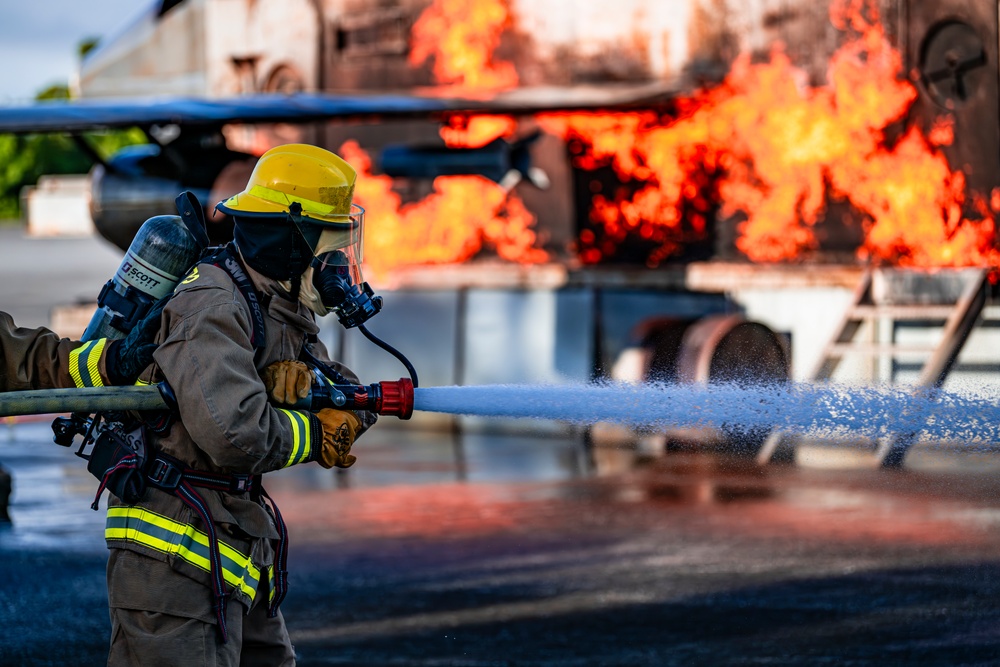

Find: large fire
408;0;518;93
538;0;1000;268
344;142;546;278
350;0;539;280
353;0;1000;278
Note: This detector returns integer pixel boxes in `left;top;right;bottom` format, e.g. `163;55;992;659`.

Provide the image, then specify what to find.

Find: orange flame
365;0;998;276
440;114;517;148
409;0;518;93
344;141;546;281
537;0;999;269
350;0;546;281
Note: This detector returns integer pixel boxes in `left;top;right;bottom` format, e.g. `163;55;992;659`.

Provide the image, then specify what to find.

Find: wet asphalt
3;420;1000;666
2;228;1000;665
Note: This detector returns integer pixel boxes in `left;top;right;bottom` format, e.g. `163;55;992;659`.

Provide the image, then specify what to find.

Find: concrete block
23;176;94;237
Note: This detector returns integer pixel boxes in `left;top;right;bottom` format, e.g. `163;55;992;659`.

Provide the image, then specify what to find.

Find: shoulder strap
174;191;211;252
201;244;266;351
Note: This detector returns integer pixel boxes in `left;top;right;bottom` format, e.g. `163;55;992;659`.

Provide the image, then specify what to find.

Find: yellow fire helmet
216;143;359;226
217;143;367;286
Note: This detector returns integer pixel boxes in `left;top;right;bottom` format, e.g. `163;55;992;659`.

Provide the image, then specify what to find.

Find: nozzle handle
294;379;413;420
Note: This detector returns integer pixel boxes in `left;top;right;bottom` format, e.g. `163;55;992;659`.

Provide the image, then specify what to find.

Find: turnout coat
0;311;115;391
105;251;374;624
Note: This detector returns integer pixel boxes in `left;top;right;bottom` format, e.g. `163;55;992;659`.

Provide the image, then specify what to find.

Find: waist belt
93;452;288;643
146;455;255;495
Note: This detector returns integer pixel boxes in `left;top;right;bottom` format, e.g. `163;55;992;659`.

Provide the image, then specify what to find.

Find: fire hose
0;378;415;420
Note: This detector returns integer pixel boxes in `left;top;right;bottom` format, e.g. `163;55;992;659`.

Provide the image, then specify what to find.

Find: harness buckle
233;475;251;493
148;457;183;490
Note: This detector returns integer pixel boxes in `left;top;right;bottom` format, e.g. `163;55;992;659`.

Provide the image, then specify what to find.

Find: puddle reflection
267;426;594;493
5;418;999;553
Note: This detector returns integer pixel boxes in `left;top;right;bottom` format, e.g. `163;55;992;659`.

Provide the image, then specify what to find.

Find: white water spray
413;382;1000;443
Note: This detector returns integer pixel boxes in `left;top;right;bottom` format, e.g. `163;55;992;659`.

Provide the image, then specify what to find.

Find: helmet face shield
295;203;365;286
303;203;381;326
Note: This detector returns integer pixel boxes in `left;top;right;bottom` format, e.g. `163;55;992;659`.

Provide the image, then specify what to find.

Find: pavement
1;230;1000;665
3;421;1000;666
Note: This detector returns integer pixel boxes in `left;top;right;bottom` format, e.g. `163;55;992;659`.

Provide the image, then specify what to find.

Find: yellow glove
316;409;361;469
263;360;312;405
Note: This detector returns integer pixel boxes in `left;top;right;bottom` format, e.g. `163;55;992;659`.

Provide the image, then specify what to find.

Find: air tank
82;215;206;341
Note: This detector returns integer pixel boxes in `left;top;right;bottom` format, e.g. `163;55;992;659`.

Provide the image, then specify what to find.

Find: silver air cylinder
82;215;204;341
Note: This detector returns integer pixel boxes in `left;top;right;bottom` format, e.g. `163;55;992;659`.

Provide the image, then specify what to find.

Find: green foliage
78;38;100;60
0;84;145;220
35;85;71;101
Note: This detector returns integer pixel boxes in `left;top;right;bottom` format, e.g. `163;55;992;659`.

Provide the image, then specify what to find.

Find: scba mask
291;203;383;328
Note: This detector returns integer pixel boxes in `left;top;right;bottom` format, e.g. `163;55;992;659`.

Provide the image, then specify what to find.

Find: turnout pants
106;550;295;667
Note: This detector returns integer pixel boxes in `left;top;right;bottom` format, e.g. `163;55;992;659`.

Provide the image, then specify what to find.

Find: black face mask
312;250;383;328
232;216;321;281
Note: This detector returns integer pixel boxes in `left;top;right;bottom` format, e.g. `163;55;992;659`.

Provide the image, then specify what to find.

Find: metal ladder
756;268;990;467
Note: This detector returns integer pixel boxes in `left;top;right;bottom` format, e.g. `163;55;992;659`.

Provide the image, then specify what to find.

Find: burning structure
78;0;999;269
69;0;1000;445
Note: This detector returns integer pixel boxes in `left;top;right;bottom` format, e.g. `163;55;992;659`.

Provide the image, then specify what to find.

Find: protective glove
105;297;168;386
263;360;313;405
315;408;360;469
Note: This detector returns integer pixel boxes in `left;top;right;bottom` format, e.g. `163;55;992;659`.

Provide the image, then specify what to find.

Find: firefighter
0;304;163;523
0;305;163;392
106;144;377;666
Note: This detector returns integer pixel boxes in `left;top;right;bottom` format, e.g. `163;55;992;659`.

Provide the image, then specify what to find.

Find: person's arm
0;301;164;391
0;311;113;390
263;354;377;470
300;336;378;435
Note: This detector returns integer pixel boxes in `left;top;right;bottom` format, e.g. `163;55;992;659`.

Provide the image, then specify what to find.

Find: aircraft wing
0;83;680;134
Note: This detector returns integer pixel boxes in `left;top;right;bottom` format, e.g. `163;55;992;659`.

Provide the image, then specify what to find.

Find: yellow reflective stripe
69;339;107;388
88;338;107;386
280;409;302;467
105;506;260;600
279;409;312;467
68;345;84;388
246;184;355;222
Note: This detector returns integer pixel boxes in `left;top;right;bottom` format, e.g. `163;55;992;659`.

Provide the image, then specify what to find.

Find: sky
0;1;152;103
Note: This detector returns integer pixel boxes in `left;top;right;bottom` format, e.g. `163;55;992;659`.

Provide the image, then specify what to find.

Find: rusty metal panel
321;0;429;90
334;7;411;58
319;0;869;92
906;0;1000;196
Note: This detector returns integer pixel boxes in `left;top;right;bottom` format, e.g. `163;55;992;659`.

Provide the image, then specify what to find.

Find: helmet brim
215;195;362;227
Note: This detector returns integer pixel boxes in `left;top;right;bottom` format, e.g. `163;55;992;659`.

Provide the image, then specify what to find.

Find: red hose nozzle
377;378;414;419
